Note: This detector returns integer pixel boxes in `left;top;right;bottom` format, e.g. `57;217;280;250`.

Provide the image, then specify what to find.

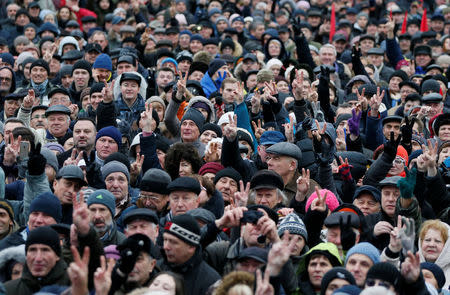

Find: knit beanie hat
345;242;380;265
72;59;92;76
40;147;59;173
0;53;15;68
320;267;356;295
202;123;222;138
101;160;130;181
26;226;61;256
208;58;227;76
90;82;105;95
30;59;50;75
140;168;172;194
421;262;446;289
421;79;440;94
43;142;65;154
409;149;423;164
219;38;235;52
199;162;224;176
164;214;201;246
181;108;204;131
87;189;116;216
278;213;308;241
93;53;112;71
396;145;409;166
366;262;400;291
213;167;242;184
305;189;340;212
80;87;91;100
332;285;361;295
0;200;14;221
30;192;62;223
96;126;122;149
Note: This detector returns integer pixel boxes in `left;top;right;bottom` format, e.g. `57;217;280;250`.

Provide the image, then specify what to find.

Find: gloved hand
292;17;303;36
116;234;148;275
347;109;361;137
338;162;354;182
301;117;313;132
397;167;417;199
351;43;361;58
311;101;324;122
383;131;401;160
215;70;227;89
28;143;45;176
398;217;415;256
340;215;357;251
400;117;413;145
319;66;331;83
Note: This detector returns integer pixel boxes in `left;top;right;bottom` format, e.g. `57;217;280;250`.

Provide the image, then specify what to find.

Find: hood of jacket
187;96;216;123
0;244;25;272
57;36;80;56
263;36;288;62
345;75;372;94
297;242;342;276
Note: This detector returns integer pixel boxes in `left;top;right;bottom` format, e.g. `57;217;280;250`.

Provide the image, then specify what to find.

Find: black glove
351;43;361;58
319;65;331;83
28;143;46;176
116;234;148;275
383;131;401;160
301;117;313;132
340;215;357;251
292;17;303;36
400;116;413;146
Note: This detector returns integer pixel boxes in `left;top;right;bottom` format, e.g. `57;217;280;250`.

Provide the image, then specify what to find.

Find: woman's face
421;228;445;263
439;147;450;165
99;0;110;10
11;262;23;281
15;43;26;54
277;80;289;93
81;94;91;111
270;65;281;77
44;14;55;24
268;41;281;57
24;27;36;40
59;7;70;21
179;159;193;177
148;274;176;295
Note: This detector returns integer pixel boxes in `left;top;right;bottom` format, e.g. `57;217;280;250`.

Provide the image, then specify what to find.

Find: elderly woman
418;219;450;289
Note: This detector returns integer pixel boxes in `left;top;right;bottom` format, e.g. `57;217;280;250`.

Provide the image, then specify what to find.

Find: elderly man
345;242;380;287
160;214;220;295
44;105;71;146
1;91;26;122
214;167;242;206
0;67;16;103
4;226;70;294
24;59;53;105
137;168;171;217
433;113;450;141
352;185;381;216
29;105;48;130
87;189;126;246
249;170;286;210
166;177;201;218
123;208;159;243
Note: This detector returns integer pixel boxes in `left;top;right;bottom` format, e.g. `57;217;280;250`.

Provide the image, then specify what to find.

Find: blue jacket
200;72;218;98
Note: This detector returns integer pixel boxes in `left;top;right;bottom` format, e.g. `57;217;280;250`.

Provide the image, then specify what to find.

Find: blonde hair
214;271;255;295
419;219;448;243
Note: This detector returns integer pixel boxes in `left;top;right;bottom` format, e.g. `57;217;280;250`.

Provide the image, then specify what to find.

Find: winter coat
4;259;70;295
0;244;25;283
159;247;220;295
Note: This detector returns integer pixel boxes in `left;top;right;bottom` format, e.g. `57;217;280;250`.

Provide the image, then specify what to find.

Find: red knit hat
198;162;224;176
396;145;408;166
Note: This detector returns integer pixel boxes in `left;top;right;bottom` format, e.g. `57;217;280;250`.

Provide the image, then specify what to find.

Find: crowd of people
0;0;449;294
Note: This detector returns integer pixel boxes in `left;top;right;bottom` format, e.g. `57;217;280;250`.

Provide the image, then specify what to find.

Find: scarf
31;79;49;98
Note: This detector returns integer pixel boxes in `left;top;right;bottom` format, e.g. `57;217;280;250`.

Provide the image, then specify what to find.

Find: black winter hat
202;123;222;138
220;38;235;52
366;262;400;291
208;58;227;77
214;167;242;184
167;176;201;195
421;78;440;94
30;59;50;75
72;59;92;76
164;214;201;246
320;267;356;295
90;82;105;95
389;70;408;82
26;226;61;256
140;168;172;194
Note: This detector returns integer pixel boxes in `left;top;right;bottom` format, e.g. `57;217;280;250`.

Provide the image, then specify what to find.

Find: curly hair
214;271;255;295
164;142;203;180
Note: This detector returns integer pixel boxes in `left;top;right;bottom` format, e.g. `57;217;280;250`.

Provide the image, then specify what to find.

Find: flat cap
422;93;443;103
45;104;71;116
120;72;141;85
48;87;70;98
56;165;86;185
324;211;360;228
81;15;96;23
367;47;384;55
237;247;268;263
123;208;159;225
167;177;201;195
379;176;402;188
84;43;102;53
266;142;302;161
382;115;403;126
414;45;432;56
61;49;83;61
250;170;284;190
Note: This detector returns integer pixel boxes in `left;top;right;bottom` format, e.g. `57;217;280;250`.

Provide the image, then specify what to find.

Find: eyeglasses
365;278;393;290
32;115;46;119
393;157;405;165
140;194;161;201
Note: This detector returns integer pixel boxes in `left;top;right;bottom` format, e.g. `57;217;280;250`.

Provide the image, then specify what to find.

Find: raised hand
348;108;361;137
223;113;238;141
256;209;280;243
267;231;299;276
292;69;304;100
312;119;327;143
140;102;155;133
264;81;278;96
251;91;262;113
101;79;114;104
368;87;385;117
352;42;361;58
215;206;247;230
256;267;274;295
3;134;21;166
252;119;265;141
388;215;404;253
310;186;327;212
356;88;368;111
319;65;330;82
176;70;188;100
283;120;294;143
234;180;250;207
397;167;417;199
28;143;46;176
423;139;438;170
338;156;353;182
130;153;145;182
63;149;83;167
400;117;413;145
235;81;245;104
335;127;346;152
72;191;90;236
296;168;310;200
340;214;357;251
68;104;79;120
401;251;421;284
204;142;220;162
22;89;37;109
292;17;303;36
94;256;114;295
398;216;415;256
374;221;394;237
383;131;401;159
68;246;90;295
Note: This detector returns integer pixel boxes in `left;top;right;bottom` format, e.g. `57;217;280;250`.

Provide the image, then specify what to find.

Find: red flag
390;9;392;20
401;11;408;34
420;8;428;32
329;3;336;43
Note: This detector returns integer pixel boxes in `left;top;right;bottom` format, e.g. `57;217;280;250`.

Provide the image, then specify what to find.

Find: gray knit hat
87;189;115;216
40;147;59;173
101;160;130;181
277;213;308;241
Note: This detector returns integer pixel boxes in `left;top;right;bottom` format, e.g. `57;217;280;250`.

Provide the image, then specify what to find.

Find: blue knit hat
87;189;115;216
345;242;380;265
421;262;446;289
30;192;62;223
0;53;15;68
96;126;122;149
332;285;361;295
161;57;178;69
278;213;308;241
93;54;112;71
180;30;192;37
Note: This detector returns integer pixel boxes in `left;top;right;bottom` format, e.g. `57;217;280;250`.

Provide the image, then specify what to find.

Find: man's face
95;136;119;160
7;4;19;19
360;39;374;54
73;120;96;151
353;194;380;216
156;70;174;88
426;102;443;118
246;74;257;90
92;34;108;50
308;255;333;289
388;76;402;93
120;80;139;101
3;122;24;140
178;60;191;73
0;69;13;94
215;176;238;203
89;204;113;234
83;21;96;33
139;191;168;212
319;48;336;65
61;74;74;89
307;16;321;27
403;100;420;115
85;51;100;64
28;212;57;231
236;258;265;273
415;53;431;67
16;14;30;26
72;69;90;90
266;154;294;179
0;208;12;235
53;178;81;205
163;232;196;264
105;172;129;201
333;40;346;53
368;54;383;67
117;62;135;75
180;120;200;143
30;66;48;84
27;244;60;277
125;219;159;242
189;40;203;53
93;68;110;82
346;253;373;287
47;113;70;138
254;188;279;208
128;252;156;285
189;71;204;82
179;34;190;48
90;92;103;110
232;21;244;32
204;44;218;56
381;186;400;217
169;191;199;216
4;99;20;118
49;93;71;107
220;82;238;104
382;122;401;140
